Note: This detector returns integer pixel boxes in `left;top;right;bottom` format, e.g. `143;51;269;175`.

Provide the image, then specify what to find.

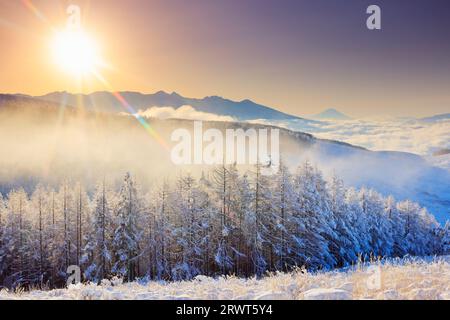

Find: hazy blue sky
1;0;449;117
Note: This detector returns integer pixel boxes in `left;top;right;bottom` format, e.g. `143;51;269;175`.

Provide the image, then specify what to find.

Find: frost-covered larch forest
0;161;449;290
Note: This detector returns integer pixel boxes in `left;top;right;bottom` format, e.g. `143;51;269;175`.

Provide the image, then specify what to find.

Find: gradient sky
1;0;449;117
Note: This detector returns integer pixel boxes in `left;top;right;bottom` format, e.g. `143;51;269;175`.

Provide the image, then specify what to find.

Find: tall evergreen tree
0;164;446;288
112;173;143;281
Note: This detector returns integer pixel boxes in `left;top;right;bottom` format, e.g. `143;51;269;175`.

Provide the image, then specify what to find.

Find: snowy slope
250;118;450;224
427;153;450;172
300;141;450;224
420;113;450;123
311;108;351;120
251;117;450;158
1;256;448;300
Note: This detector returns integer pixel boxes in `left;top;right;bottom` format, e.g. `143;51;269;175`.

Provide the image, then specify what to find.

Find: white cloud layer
251;118;450;156
312;119;450;156
136;105;235;122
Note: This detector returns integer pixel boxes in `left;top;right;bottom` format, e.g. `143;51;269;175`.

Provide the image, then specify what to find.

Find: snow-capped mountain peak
312;108;352;120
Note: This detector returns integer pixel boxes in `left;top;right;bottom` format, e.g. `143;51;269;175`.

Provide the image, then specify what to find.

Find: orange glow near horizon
1;0;449;118
13;0;171;151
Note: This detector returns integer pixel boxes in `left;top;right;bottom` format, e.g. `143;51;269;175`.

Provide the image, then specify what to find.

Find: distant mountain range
420;113;450;123
311;108;351;120
18;91;301;122
2;92;447;124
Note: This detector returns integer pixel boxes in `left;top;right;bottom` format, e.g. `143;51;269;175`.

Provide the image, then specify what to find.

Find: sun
52;29;101;76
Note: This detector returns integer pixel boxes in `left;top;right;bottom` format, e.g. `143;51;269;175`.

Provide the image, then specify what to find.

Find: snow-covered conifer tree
82;180;113;282
111;173;143;281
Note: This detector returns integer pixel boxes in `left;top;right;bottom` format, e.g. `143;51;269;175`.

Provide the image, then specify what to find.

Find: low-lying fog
0;103;449;223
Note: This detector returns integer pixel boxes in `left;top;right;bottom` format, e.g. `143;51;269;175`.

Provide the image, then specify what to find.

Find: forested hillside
1;162;447;289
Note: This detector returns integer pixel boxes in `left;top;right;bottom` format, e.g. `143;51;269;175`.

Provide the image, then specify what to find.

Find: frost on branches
0;162;448;290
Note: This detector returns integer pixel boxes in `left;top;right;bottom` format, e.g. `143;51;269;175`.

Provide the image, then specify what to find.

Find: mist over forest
0;97;448;223
0;97;448;290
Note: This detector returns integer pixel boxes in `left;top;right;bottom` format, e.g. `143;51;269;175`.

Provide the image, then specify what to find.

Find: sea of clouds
126;105;450;172
250;117;450;170
136;105;235;122
311;119;450;156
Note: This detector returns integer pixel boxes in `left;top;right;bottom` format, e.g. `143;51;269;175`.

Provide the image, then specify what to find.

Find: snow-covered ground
1;256;449;300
